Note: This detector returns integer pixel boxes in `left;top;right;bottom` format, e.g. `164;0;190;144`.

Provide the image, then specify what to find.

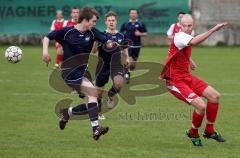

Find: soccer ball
5;46;23;63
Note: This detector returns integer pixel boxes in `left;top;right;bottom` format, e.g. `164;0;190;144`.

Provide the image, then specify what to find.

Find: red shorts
55;42;62;50
167;75;208;104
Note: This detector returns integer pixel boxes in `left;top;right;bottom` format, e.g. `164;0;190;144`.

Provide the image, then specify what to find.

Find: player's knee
192;99;206;114
197;103;207;114
114;81;123;90
57;49;63;55
208;91;220;103
87;96;97;103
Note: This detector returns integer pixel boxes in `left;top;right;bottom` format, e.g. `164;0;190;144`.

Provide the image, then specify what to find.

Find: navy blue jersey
98;31;125;65
120;20;147;46
47;26;108;61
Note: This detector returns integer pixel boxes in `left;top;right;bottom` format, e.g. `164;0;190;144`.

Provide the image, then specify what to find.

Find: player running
92;11;129;120
42;7;116;140
161;14;227;146
50;10;65;69
120;8;147;83
63;7;80;27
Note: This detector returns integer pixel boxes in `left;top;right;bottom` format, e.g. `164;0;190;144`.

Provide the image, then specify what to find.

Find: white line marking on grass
221;93;240;96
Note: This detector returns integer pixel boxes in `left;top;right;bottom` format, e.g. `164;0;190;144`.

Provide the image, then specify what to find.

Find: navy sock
108;86;119;98
71;103;87;115
97;97;102;113
87;102;99;132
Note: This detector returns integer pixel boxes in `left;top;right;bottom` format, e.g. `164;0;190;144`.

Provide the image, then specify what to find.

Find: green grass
0;45;240;158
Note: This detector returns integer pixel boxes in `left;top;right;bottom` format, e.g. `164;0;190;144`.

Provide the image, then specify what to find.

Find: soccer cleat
92;126;109;140
203;131;226;142
186;130;203;147
59;108;70;130
124;72;130;84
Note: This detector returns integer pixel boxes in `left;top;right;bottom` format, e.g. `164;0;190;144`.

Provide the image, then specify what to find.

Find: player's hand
189;59;197;70
106;41;119;48
134;30;141;36
212;22;228;32
42;53;51;65
190;61;197;70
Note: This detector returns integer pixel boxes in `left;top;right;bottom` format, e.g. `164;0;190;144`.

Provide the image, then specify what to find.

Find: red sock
55;54;62;64
190;110;204;137
205;102;219;133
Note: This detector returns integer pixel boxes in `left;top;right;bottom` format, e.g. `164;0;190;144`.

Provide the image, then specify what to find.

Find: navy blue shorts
128;47;141;61
61;65;87;85
95;63;124;87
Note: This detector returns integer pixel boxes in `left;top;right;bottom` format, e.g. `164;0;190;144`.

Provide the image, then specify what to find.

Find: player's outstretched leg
81;78;109;140
202;86;225;142
186;97;206;146
87;101;109;140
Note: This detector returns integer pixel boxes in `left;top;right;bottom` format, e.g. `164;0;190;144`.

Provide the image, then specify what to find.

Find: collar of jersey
74;25;86;34
56;19;64;22
129;19;138;23
106;29;118;34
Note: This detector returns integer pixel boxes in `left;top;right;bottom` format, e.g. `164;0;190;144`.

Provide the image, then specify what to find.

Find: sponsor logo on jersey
85;36;90;41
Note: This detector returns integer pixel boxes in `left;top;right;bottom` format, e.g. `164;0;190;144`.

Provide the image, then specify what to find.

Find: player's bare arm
106;40;119;48
42;36;51;64
190;58;197;70
189;22;227;45
135;30;147;36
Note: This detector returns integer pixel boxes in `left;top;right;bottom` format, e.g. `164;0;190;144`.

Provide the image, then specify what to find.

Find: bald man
161;14;227;146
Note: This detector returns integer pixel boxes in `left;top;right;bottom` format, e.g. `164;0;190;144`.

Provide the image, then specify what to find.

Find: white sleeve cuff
174;32;193;50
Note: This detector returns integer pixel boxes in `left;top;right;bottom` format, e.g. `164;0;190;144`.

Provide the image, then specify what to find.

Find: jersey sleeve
46;27;69;40
50;20;55;32
91;27;108;44
174;32;193;50
140;22;147;32
63;20;68;27
167;24;174;36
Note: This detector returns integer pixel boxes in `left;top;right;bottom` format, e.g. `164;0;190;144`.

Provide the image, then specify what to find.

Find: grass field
0;45;240;158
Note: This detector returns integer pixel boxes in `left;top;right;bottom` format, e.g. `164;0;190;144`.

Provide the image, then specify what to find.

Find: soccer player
63;7;80;27
161;14;227;146
167;11;197;71
92;11;129;120
42;6;116;140
50;10;65;69
120;8;147;83
167;11;186;39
